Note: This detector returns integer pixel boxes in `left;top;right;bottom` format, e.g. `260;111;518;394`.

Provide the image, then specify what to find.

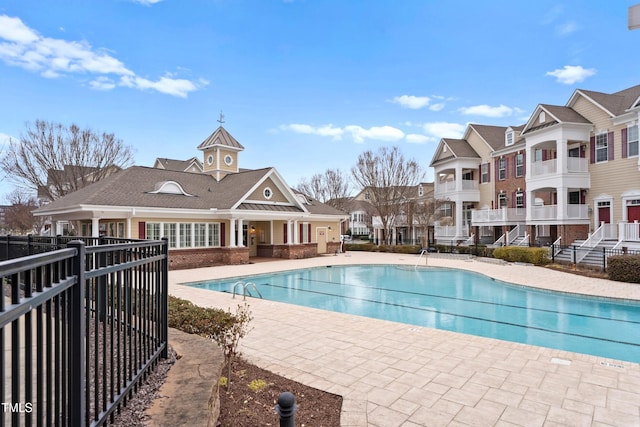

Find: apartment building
430;83;640;250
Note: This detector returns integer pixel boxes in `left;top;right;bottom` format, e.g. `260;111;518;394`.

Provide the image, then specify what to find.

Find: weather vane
217;111;225;124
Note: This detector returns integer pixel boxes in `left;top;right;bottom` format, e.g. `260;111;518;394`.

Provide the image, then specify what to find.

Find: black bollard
275;391;298;427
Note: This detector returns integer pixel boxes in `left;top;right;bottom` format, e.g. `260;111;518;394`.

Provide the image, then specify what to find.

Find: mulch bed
218;357;342;427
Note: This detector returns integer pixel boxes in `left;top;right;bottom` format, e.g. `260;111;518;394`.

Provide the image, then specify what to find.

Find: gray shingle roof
443;139;480;158
34;165;346;217
577;84;640;116
469;124;508;151
155;157;203;172
542;105;590;124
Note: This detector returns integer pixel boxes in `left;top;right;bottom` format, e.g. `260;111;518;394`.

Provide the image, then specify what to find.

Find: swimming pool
184;265;640;363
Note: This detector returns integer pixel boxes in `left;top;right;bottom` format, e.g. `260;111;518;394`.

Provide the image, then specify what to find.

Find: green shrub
492;246;550;265
607;255;640;283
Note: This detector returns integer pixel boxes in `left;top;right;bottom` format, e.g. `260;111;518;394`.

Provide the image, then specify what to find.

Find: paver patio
168;252;640;426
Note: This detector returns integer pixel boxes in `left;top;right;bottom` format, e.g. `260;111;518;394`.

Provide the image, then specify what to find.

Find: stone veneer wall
257;243;318;259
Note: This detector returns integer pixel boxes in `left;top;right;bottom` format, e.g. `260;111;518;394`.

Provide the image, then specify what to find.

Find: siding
246;177;290;203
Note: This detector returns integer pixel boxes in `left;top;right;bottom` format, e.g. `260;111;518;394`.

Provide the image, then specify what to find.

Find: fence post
572;245;576;266
67;240;86;426
97;236;107;321
161;237;169;358
602;246;606;273
27;234;33;255
551;243;555;263
275;392;298;427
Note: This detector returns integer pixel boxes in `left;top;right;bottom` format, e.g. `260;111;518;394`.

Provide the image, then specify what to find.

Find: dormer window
148;181;194;196
539;111;546;123
506;131;514;146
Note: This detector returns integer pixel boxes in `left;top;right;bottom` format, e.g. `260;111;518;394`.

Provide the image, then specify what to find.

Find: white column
293;220;299;244
455;165;463;191
229;219;236;247
557;138;568;173
557;187;567;220
237;218;244;247
455;202;464;238
286;220;292;245
92;218;100;237
126;217;132;238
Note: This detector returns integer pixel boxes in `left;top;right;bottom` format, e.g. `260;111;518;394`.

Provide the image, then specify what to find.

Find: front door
317;228;327;254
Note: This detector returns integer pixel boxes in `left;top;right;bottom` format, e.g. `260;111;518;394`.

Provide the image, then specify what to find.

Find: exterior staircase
553;239;619;268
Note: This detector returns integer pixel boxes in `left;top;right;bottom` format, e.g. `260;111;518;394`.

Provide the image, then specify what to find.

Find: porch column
526;190;533;222
557;138;568;173
91;218;100;237
455;164;463;191
455;201;464;238
286;220;292;245
237;218;244;247
293;220;299;244
126;217;132;238
557;187;567;220
229;219;236;247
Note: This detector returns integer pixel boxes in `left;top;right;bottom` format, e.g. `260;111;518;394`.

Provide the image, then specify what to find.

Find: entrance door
628;204;640;222
598;206;611;224
317;228;327;254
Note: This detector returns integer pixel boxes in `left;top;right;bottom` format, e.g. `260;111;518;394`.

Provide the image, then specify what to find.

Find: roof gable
567;84;640;117
521;104;590;135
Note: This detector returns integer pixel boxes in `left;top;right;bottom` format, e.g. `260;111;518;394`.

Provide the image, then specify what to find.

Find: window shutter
220;223;226;246
478;165;482;183
622;128;628;159
522;152;526;175
299;224;303;243
495;159;499;181
608;132;614;160
138;222;146;239
590;136;595;164
487;162;490;182
542;149;547;161
283;223;288;244
308;224;312;243
523;193;526;208
511;192;516;208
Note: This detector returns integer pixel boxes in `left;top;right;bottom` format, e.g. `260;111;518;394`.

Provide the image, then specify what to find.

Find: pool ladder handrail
232;281;263;300
415;249;428;270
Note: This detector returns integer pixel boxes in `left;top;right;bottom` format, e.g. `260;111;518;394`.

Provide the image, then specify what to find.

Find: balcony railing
434;224;469;238
472;207;526;223
435;179;478;195
619;222;640;242
530;157;588;177
530;204;588;220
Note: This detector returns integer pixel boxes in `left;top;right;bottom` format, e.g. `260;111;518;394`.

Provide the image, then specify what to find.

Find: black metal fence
0;236;168;426
550;244;640;272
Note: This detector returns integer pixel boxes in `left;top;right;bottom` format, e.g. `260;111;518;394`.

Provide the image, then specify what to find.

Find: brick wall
168;247;249;270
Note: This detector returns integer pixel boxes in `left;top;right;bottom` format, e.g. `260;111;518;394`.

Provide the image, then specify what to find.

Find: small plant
209;303;253;390
248;379;267;393
219;376;228;387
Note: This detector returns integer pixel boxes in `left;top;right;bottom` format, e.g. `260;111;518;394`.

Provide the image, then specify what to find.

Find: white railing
462;233;475;245
493;234;505;246
531;159;557;176
618;221;640;242
435;179;478;195
566;204;588;219
472;208;526;223
531;205;557;220
551;236;562;257
576;222;606;263
506;224;524;245
567;157;588;173
434;224;469;238
517;233;530;246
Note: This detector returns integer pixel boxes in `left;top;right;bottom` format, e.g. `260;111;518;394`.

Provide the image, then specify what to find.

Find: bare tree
410;196;445;247
296;168;352;212
0;120;135;202
3;189;40;235
351;146;424;245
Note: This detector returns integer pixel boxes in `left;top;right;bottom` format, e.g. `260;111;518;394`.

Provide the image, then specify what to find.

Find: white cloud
556;21;578;36
545;65;596;85
422;122;466;139
344;125;405;144
405;134;433;144
279;124;344;140
458;104;524;118
429;103;445;112
280;123;404;144
0;14;204;97
131;0;163;5
391;95;430;109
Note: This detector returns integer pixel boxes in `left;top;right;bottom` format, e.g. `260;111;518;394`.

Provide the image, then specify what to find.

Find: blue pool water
184;265;640;363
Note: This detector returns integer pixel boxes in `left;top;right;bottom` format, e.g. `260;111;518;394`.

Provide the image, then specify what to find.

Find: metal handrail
232;281;263;300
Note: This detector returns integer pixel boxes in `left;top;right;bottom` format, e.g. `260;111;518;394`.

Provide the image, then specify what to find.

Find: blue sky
0;1;638;202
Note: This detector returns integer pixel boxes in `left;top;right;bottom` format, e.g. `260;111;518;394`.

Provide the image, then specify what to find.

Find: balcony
434;224;469;239
472;208;526;225
435;179;478;198
530;157;588;177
